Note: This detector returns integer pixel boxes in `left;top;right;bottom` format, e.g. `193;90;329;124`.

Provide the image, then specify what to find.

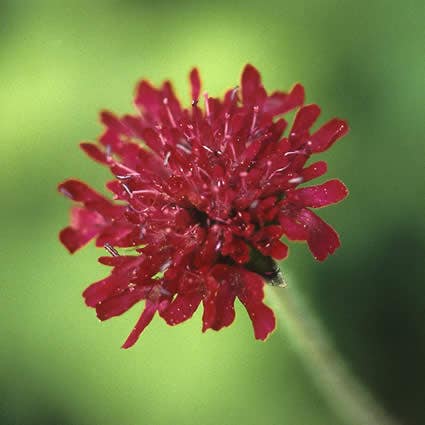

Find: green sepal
245;249;287;287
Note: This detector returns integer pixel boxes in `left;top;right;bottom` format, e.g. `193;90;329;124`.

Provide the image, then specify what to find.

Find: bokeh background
1;0;424;424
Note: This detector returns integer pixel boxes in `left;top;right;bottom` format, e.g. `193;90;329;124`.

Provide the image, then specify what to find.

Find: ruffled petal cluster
59;64;348;347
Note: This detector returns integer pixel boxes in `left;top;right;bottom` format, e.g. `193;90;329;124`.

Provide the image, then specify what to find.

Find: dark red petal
122;301;157;349
58;180;102;202
264;84;305;115
292;104;321;134
95;223;135;247
300;161;327;182
209;265;237;330
100;110;129;134
59;207;105;253
98;255;138;267
189;68;201;101
293;179;348;208
269;240;288;260
309;119;349;153
241;64;262;105
297;209;341;261
245;302;276;340
201;276;219;332
96;288;145;320
80;143;109;164
285;83;305;110
59;180;122;219
134;80;162;115
237;270;276;340
58;179;125;218
161;292;202;325
83;274;125;307
222;232;250;264
194;226;220;268
278;214;309;241
211;284;236;330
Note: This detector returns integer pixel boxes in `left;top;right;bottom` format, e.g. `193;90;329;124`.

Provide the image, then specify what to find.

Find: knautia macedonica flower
59;65;348;348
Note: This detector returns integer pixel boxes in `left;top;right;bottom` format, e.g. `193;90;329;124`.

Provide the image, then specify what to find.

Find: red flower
59;64;348;348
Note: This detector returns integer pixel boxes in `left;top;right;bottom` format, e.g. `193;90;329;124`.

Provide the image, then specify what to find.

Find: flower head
59;65;348;348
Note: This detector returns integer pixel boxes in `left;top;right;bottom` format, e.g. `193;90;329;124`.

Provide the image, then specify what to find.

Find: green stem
269;286;399;425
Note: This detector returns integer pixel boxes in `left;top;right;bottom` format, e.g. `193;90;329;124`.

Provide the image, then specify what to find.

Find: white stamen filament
163;98;177;128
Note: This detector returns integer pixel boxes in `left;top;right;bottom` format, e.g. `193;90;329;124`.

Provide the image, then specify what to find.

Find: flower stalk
269;285;399;425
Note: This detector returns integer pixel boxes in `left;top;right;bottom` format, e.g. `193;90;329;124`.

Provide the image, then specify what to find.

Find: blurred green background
1;0;424;424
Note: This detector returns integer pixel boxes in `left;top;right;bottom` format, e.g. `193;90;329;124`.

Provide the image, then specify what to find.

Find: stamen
201;145;214;154
215;239;223;252
113;162;141;177
284;149;307;157
105;144;112;161
250;105;259;134
59;187;73;199
288;176;304;184
159;258;172;273
203;92;211;118
230;86;239;102
104;243;119;257
116;174;137;180
139;226;146;238
163;151;171;166
121;183;133;198
268;164;291;180
221;112;231;152
163;98;176;128
228;142;237;162
265;160;272;179
176;142;192;155
160;287;171;296
158;132;167;146
240;171;248;191
224;112;230;138
132;189;163;196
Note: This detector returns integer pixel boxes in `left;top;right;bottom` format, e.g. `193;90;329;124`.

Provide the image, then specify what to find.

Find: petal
209;265;237;330
211;284;236;330
268;240;288;260
251;226;288;259
292;179;348;208
58;180;102;203
83;274;127;307
95;223;135;247
194;226;220;268
297;209;341;261
161;292;202;325
96;287;145;320
80;143;109;164
201;276;219;332
98;255;139;267
237;270;276;340
135;80;162;114
241;64;266;105
278;214;309;241
244;302;276;340
264;84;305;115
309;118;349;153
300;161;327;182
59;207;105;253
122;301;157;349
292;104;321;134
189;68;201;101
100;110;130;135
